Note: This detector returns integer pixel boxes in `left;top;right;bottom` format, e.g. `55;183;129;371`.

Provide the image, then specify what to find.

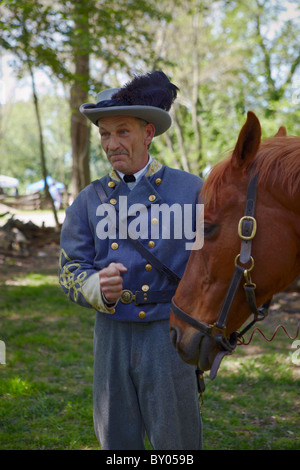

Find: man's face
98;115;155;174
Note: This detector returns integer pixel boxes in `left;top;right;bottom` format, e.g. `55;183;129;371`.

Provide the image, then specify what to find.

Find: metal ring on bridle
235;254;254;271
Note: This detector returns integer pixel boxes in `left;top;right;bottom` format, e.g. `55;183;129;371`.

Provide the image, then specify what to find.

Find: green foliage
0;0;299;185
148;0;300;173
0;95;71;192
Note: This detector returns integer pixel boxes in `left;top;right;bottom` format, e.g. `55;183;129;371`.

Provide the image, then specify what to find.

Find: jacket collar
109;158;162;182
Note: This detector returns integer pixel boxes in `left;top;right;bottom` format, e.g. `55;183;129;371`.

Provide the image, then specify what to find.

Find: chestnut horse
170;111;300;379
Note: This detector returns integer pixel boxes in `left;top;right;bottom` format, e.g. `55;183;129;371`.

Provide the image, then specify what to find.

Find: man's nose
107;134;120;150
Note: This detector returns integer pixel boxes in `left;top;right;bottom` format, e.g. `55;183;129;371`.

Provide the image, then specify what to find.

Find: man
59;71;204;450
49;180;62;211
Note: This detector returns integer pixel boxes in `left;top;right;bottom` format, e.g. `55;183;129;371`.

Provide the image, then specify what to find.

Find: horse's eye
203;222;219;239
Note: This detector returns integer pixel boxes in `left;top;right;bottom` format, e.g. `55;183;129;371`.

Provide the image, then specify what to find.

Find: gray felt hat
79;71;178;137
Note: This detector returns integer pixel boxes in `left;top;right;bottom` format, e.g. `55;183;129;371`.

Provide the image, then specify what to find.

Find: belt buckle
120;289;136;304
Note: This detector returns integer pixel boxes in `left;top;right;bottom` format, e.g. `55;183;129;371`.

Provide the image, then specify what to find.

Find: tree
148;0;300;173
0;0;67;227
1;0;298;190
58;0;171;196
1;0;171;198
68;6;91;197
217;0;300;131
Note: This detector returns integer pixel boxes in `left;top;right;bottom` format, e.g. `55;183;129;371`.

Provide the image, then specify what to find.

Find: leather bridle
171;172;271;384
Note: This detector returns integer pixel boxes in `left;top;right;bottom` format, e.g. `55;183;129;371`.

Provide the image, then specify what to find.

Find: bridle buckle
238;216;257;240
210;324;227;338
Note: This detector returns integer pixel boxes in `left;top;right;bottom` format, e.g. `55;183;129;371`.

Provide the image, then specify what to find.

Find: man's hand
99;262;127;303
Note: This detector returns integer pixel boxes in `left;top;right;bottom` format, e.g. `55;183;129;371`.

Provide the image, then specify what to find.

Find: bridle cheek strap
171;172;272;381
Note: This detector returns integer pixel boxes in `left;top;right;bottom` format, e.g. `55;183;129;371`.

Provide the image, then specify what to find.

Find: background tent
0;175;19;189
27;176;65;193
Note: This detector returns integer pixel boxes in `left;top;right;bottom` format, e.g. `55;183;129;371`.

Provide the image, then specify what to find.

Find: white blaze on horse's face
169;112;300;373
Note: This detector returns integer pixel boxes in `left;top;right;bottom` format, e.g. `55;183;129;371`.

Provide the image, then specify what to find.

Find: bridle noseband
171;172;271;383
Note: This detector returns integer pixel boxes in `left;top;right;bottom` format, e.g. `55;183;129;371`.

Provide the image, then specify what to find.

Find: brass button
151;217;158;225
142;285;149;292
108;308;115;315
149;194;156;202
148;241;155;248
138;311;146;319
110;198;117;205
111;242;118;250
108;181;115;188
155;178;162;186
145;264;152;271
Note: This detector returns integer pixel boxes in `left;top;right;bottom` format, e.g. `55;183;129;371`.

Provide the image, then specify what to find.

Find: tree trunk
172;112;191;173
70;53;91;198
29;64;60;229
191;9;203;174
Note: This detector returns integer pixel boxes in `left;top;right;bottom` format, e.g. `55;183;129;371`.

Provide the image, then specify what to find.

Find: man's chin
109;156;130;172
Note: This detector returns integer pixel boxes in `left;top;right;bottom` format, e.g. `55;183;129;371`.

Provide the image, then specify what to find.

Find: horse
169;111;300;379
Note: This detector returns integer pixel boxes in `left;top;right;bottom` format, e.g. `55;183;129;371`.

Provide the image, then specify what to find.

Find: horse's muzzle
169;325;219;371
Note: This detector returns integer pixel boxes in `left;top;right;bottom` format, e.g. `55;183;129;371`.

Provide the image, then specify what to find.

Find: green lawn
0;272;99;450
0;270;299;450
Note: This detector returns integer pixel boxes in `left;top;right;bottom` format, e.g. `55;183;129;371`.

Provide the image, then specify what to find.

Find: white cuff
81;272;118;314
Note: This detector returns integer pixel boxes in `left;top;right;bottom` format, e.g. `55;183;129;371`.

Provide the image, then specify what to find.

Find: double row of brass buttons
107;176;162;319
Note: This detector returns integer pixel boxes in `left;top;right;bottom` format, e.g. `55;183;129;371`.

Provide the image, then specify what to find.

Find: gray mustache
108;150;129;157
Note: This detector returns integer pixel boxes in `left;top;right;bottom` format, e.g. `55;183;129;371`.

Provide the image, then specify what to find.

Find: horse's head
169;111;300;377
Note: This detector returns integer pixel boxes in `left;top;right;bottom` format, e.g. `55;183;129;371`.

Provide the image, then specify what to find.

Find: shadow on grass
1;278;299;449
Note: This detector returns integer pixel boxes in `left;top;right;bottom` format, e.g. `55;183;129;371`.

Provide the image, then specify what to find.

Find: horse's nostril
169;326;180;349
170;327;205;366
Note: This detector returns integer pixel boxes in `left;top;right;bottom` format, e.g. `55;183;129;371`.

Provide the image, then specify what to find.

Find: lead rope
238;322;300;346
196;322;299;407
196;368;205;406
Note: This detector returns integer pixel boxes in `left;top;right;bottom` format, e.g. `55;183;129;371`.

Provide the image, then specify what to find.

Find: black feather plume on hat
111;71;179;111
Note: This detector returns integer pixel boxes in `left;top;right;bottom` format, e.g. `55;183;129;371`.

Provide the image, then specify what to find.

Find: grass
0;268;299;450
0;272;99;450
202;348;299;450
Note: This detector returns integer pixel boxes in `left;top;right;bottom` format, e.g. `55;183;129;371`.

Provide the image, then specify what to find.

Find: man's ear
144;123;155;146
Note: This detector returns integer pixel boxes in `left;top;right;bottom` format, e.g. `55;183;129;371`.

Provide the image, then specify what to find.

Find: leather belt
120;289;176;305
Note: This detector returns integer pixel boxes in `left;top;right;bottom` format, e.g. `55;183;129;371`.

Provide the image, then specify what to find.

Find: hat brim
79;104;172;136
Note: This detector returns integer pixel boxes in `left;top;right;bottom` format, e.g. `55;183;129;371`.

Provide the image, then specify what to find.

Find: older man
59;71;203;450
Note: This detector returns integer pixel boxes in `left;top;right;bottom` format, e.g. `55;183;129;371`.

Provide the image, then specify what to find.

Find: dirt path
0;243;60;281
0;204;65;228
12;211;65;227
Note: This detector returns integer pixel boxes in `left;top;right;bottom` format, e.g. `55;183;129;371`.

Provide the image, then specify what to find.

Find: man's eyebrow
99;122;131;131
116;122;132;128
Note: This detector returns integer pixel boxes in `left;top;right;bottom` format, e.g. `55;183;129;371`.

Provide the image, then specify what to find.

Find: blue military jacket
59;159;203;322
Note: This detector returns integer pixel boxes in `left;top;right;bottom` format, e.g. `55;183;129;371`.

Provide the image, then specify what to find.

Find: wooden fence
0;193;53;210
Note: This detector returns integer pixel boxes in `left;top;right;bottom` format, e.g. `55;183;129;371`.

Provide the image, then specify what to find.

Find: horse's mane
202;136;300;207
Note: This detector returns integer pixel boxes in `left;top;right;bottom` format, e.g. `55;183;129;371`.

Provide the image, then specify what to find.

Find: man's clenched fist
99;262;127;303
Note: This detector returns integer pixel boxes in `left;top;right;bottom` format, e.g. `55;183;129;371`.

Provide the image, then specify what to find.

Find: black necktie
123;174;136;183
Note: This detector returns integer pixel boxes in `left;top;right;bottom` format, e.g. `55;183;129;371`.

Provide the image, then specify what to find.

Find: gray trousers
93;312;202;450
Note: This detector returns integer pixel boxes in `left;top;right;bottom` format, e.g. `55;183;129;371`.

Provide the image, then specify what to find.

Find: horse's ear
231;111;261;169
274;126;287;137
